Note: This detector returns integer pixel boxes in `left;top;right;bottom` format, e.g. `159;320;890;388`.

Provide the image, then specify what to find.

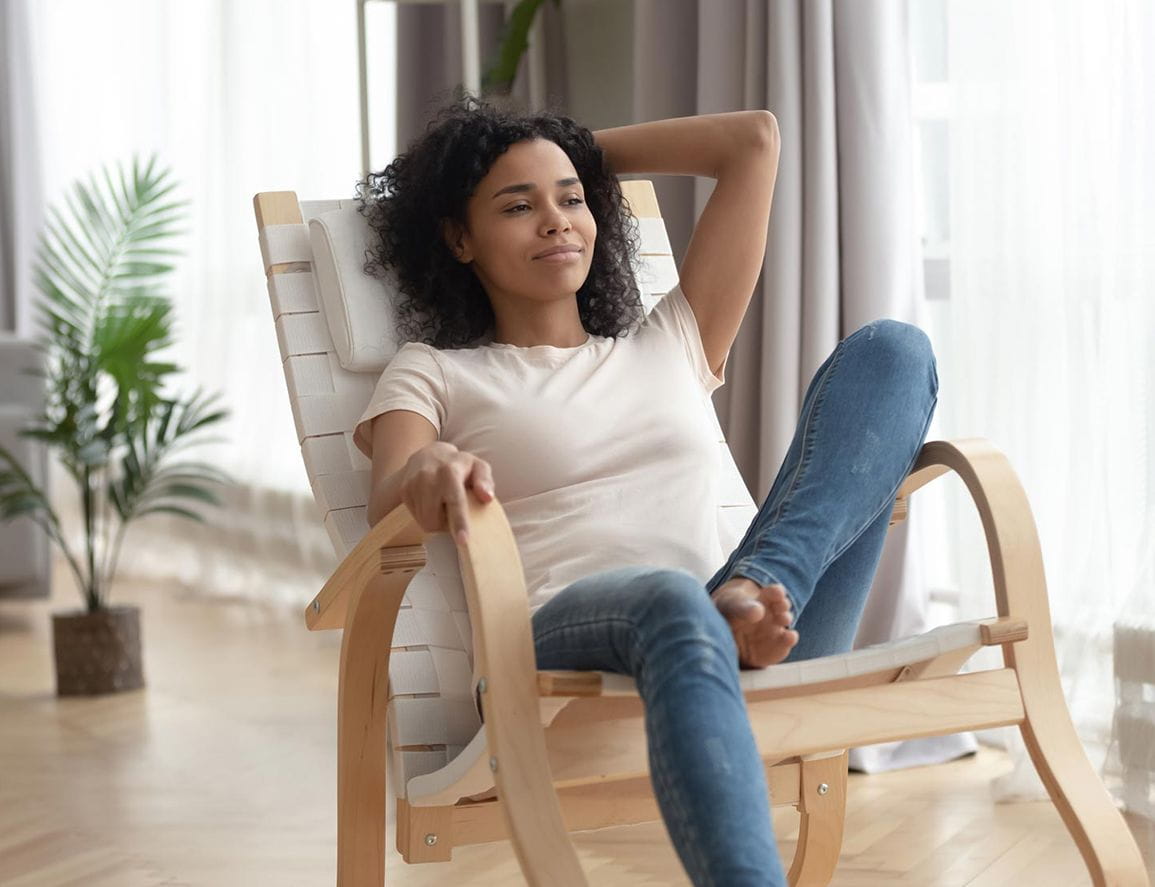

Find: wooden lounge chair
252;181;1150;886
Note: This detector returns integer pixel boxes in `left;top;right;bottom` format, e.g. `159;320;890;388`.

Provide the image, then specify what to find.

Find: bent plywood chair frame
253;184;1149;887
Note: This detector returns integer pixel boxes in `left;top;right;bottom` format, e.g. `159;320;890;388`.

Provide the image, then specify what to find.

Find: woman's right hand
398;442;495;546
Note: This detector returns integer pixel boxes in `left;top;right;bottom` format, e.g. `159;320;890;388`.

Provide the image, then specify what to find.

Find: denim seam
721;338;849;618
748;337;846;547
729;329;934;609
710;343;839;593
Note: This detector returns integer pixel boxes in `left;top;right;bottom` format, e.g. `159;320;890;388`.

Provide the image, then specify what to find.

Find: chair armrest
896;437;1056;659
312;487;584;876
450;487;588;879
305;502;430;630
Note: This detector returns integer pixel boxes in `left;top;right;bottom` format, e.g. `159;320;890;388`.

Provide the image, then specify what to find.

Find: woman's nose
543;207;570;234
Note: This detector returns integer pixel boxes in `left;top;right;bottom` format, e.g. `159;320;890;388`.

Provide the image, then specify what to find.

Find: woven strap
259;222;311;267
635;216;673;254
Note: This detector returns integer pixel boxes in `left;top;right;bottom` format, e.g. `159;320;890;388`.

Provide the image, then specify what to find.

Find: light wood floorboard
2;558;1152;886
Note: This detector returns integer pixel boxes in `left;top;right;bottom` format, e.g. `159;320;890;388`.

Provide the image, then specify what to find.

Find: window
910;0;950;303
908;0;962;620
364;0;399;171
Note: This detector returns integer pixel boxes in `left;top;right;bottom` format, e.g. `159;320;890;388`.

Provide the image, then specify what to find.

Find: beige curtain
395;0;969;772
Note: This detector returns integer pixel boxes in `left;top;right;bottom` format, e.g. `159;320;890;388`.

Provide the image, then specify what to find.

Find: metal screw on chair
312;600;320;613
490;756;499;772
817;783;830;795
424;833;438;846
478;678;487;693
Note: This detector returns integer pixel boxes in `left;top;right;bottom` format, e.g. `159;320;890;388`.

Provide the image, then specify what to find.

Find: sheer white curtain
27;1;378;605
942;0;1155;816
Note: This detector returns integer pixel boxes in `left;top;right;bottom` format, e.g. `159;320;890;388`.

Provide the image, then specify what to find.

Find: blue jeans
491;319;939;886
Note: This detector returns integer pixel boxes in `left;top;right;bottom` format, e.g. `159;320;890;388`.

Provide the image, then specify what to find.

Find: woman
353;92;938;887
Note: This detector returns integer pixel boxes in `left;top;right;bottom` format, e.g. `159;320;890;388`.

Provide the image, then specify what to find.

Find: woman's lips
534;250;582;263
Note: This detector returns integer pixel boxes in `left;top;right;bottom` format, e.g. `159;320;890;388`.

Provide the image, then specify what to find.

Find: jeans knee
862;319;938;396
865;318;932;355
633;569;739;663
633;568;712;615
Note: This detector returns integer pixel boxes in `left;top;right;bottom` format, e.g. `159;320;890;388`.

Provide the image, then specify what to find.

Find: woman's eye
506;197;584;214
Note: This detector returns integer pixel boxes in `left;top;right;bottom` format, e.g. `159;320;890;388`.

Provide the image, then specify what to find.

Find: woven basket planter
51;604;145;696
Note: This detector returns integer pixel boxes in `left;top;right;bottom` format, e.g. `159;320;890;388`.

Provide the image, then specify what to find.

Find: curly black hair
354;89;645;350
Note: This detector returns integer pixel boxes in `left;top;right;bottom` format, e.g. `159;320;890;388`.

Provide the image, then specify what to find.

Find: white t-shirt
353;279;729;625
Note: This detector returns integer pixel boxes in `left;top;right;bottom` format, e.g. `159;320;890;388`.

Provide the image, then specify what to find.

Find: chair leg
337;573;402;887
912;439;1150;885
787;750;848;887
1014;650;1151;886
395;799;452;864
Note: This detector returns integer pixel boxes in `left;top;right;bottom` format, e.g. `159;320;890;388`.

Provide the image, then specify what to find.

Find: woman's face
443;137;597;308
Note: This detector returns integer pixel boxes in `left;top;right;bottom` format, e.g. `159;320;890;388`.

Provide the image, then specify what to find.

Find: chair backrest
255;181;759;796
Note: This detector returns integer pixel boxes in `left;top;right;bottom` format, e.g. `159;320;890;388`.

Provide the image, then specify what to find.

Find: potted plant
0;155;233;696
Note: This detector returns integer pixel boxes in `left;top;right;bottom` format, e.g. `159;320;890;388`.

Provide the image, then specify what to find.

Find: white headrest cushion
307;207;401;373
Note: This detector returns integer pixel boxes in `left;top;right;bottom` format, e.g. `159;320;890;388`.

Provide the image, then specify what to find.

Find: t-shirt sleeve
352;342;447;459
646;281;727;393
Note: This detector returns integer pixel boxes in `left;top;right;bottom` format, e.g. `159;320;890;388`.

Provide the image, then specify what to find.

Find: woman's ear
441;219;472;264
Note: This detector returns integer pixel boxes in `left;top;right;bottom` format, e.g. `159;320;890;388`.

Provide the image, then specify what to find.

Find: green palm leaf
3;154;233;611
29;155;193;464
0;442;87;592
107;390;233;525
0;443;58;527
34;155;187;360
135;504;208;523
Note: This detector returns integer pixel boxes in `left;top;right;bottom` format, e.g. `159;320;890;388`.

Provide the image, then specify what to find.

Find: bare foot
710;577;799;668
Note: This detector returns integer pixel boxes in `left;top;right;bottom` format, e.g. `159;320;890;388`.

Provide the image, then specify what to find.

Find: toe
743;600;766;621
762;585;791;610
720;592;764;622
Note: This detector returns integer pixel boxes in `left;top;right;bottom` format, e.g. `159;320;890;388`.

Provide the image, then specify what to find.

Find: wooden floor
2;560;1152;887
